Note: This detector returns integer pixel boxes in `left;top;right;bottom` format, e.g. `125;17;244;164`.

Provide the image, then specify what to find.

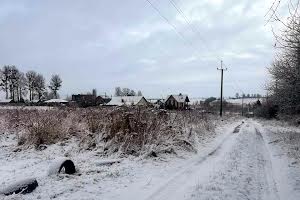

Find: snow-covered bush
0;108;69;148
254;103;279;119
85;108;109;133
24;110;67;148
98;107;215;156
0;107;216;155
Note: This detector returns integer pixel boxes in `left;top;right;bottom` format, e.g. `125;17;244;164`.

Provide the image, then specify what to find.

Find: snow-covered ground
0;118;299;200
225;98;262;105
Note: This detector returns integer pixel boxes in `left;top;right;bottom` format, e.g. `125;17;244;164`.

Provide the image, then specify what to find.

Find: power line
265;0;282;25
223;63;248;116
146;0;236;102
168;0;208;48
265;0;280;17
145;0;201;55
145;0;227;65
223;63;245;94
168;0;222;60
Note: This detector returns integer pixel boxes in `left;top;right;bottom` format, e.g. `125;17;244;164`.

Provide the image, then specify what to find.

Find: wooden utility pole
242;94;244;116
217;60;227;117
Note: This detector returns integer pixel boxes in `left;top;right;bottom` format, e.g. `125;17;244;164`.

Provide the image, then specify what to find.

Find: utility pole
242;94;244;116
217;60;227;117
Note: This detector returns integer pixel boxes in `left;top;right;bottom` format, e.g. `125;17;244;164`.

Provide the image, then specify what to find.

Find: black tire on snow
48;158;76;175
59;160;76;174
0;178;38;196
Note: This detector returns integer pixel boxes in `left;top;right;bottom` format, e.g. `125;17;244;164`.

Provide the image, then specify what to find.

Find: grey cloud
0;0;279;98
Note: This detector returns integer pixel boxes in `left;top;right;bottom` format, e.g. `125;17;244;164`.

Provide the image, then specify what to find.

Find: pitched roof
106;96;146;106
0;99;13;103
166;94;189;103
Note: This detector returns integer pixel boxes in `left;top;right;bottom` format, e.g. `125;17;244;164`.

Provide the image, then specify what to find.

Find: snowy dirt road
119;120;298;200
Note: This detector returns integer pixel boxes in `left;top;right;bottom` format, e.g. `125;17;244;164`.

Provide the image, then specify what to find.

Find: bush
0;109;69;148
24;111;67;148
254;104;279;119
100;108;215;155
85;108;108;133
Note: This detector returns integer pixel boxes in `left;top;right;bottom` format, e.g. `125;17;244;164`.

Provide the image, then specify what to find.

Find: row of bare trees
267;0;300;114
0;65;62;102
115;87;142;97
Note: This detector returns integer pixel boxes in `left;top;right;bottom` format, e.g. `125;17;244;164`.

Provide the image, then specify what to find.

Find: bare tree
115;87;122;96
235;93;239;99
129;89;136;96
26;71;37;101
49;74;62;99
34;74;46;100
137;90;143;96
17;72;27;102
0;66;11;99
122;88;131;96
115;87;139;96
8;66;20;101
267;1;300;114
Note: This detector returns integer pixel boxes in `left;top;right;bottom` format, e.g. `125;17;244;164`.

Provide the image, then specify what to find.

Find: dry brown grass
0;106;216;155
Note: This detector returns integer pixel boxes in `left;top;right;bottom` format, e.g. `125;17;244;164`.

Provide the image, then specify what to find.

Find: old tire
48;157;76;175
0;178;38;196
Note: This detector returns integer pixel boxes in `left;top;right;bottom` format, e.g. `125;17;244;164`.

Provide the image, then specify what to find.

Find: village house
72;94;102;107
0;99;14;105
71;90;111;107
106;96;149;106
147;98;165;109
164;94;190;110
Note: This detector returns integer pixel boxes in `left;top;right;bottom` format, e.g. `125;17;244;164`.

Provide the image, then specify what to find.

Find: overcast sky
0;0;284;98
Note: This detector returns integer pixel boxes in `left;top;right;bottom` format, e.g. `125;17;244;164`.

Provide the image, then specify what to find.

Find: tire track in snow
138;121;281;200
140;122;244;200
187;121;280;200
254;127;280;200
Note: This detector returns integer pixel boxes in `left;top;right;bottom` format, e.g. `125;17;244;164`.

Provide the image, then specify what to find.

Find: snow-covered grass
0;107;221;156
226;98;261;105
0;108;238;199
0;106;54;111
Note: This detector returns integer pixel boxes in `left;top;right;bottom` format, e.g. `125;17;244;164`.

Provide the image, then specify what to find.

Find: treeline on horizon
0;65;62;102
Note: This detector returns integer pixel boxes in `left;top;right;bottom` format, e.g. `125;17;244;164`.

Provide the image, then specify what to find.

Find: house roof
166;94;189;103
44;99;68;103
0;99;13;103
106;96;146;106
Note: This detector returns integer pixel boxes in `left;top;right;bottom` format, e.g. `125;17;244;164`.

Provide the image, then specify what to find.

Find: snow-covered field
0;117;299;200
226;98;262;105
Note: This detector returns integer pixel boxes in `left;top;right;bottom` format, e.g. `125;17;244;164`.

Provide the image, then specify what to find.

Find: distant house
44;99;68;106
72;94;97;107
147;98;165;109
106;96;149;106
71;94;111;107
165;94;190;110
98;95;112;104
0;99;13;105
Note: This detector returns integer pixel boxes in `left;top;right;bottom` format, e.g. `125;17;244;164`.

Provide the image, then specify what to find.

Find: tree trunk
5;85;8;99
